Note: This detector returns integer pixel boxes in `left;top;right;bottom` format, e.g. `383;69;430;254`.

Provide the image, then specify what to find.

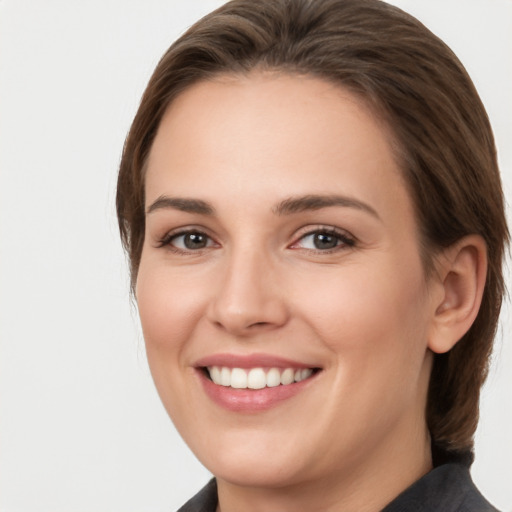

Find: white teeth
280;368;295;385
247;368;266;389
266;368;281;388
210;366;221;385
220;367;231;386
206;366;316;389
300;368;313;381
231;368;248;389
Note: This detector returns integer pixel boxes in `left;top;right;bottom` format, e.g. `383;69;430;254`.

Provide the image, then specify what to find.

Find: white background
0;1;510;511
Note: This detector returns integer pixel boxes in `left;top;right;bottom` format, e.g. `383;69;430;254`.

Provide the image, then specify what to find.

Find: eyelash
156;226;356;254
156;228;217;255
290;227;356;253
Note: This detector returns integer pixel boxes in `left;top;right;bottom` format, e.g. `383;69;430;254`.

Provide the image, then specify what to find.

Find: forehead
145;72;413;223
151;72;394;162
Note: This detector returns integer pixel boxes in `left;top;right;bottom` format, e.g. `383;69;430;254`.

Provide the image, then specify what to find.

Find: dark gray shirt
177;464;499;511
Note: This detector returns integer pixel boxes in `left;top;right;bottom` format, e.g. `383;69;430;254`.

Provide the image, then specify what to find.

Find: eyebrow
272;194;380;219
146;193;380;219
146;196;215;215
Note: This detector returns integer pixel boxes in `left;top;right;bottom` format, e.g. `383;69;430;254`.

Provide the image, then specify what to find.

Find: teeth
220;367;231;386
301;368;313;380
206;366;316;389
280;368;295;385
266;368;281;388
231;368;247;389
247;368;266;389
210;366;221;384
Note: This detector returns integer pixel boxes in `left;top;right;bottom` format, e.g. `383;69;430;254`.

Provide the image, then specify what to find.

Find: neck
216;422;433;512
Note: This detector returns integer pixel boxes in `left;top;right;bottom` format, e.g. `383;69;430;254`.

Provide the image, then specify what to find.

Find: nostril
207;292;289;334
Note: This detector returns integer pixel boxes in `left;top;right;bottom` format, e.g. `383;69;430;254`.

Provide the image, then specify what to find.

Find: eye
291;228;355;252
159;230;217;252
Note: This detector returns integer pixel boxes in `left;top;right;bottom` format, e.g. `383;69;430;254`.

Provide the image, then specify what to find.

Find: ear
428;235;487;354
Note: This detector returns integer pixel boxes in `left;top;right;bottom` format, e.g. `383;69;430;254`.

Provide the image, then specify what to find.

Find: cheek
135;263;207;374
296;257;430;366
135;264;206;422
304;261;431;428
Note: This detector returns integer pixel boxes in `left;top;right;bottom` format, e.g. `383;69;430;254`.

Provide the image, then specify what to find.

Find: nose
206;247;289;336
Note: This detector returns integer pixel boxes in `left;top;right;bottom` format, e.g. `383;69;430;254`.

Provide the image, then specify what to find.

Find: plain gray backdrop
1;1;510;511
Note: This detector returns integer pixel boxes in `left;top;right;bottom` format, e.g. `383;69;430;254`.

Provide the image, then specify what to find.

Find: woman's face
137;73;440;490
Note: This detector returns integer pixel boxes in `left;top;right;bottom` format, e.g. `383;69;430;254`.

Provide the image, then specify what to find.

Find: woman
116;0;508;510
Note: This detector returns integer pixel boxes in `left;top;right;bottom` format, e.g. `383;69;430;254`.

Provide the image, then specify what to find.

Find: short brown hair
117;0;509;462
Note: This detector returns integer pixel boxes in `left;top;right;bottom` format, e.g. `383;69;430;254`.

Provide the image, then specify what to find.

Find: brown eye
182;232;208;249
168;231;214;251
312;232;339;250
292;229;355;252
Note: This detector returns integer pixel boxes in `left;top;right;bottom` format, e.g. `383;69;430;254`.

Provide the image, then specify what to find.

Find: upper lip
194;353;319;369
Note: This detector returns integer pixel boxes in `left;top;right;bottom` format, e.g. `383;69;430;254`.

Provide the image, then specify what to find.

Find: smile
195;354;322;412
206;366;315;389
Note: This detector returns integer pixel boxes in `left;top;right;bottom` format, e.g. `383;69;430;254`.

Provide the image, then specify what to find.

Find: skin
136;73;485;512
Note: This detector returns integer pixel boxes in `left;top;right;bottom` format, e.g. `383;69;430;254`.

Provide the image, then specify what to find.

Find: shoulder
382;463;500;512
176;465;499;512
176;479;218;512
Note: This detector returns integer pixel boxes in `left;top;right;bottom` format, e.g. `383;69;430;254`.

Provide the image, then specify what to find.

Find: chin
209;455;304;489
188;428;312;488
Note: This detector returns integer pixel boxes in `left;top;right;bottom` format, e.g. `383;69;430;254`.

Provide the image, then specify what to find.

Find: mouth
202;366;321;389
194;353;322;412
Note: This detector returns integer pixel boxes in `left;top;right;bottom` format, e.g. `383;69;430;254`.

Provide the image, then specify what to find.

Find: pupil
184;233;207;249
314;233;337;250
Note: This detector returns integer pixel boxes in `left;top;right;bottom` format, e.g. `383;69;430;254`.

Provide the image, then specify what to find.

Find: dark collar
177;478;217;512
381;463;498;512
177;464;499;512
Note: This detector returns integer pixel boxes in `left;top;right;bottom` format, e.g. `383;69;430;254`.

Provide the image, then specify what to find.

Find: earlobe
428;235;487;354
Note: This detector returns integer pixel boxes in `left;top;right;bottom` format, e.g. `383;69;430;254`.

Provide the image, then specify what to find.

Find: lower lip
197;369;318;412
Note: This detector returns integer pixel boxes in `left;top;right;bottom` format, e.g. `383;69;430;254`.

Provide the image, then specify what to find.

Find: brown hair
117;0;509;462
